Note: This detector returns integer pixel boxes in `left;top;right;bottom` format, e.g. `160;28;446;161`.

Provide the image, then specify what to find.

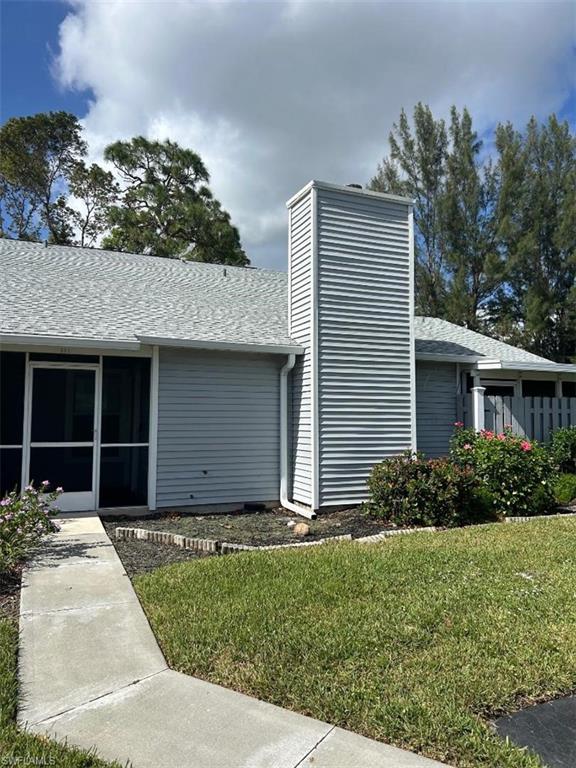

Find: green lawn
0;615;118;766
135;518;576;768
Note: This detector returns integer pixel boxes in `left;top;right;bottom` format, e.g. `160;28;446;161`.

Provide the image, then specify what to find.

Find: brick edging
353;526;438;544
115;510;576;554
505;511;576;523
114;527;353;554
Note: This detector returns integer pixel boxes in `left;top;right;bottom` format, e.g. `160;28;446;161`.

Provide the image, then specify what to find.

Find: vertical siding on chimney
288;191;313;505
316;188;413;506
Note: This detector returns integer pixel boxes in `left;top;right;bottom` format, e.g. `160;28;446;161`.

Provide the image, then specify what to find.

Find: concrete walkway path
18;513;449;768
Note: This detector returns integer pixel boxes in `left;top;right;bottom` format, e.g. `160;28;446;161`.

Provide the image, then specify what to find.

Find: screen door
27;365;97;512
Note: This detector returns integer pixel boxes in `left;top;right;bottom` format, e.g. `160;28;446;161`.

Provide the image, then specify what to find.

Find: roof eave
416;352;481;363
475;359;576;374
136;335;304;355
0;333;141;351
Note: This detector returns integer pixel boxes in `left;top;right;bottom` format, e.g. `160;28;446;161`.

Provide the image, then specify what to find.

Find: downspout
280;354;317;520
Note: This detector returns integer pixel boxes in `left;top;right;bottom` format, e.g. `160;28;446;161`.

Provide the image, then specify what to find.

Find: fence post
472;386;486;432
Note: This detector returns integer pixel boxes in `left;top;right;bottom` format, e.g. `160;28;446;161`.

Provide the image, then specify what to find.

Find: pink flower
41;480;50;486
497;433;506;441
463;443;472;450
56;486;64;493
454;421;464;428
481;430;494;440
521;440;532;452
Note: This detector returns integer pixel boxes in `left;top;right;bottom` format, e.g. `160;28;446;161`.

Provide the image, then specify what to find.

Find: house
1;180;574;516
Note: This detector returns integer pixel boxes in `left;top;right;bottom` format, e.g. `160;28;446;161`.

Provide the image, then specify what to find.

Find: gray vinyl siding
416;361;457;457
288;192;313;505
316;188;413;506
156;348;281;507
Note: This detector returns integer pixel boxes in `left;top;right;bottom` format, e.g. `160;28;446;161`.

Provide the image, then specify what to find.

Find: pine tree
102;137;248;265
441;107;503;330
370;104;448;317
492;115;576;362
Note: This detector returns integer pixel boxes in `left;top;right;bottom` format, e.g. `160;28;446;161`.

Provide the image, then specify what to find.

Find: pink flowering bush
366;451;492;527
450;426;555;517
0;482;62;574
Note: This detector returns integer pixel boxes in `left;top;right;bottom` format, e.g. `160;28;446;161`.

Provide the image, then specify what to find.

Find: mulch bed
108;535;209;578
102;506;386;550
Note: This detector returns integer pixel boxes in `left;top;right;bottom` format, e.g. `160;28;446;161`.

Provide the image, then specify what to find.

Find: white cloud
55;0;575;269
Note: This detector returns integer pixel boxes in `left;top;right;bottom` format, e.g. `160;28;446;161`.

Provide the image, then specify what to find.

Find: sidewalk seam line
27;665;169;727
20;599;134;617
293;724;336;768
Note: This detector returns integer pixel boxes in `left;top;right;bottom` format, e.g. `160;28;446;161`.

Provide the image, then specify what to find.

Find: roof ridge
0;237;287;276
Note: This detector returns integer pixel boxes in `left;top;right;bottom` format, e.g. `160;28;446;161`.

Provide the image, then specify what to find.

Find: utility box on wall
287;180;415;511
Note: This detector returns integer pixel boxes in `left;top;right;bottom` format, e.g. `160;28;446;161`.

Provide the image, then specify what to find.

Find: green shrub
554;473;576;505
450;426;556;517
366;451;485;527
550;426;576;473
0;483;61;574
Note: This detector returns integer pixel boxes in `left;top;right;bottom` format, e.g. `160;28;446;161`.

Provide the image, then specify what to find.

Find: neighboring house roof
413;316;551;364
0;239;572;372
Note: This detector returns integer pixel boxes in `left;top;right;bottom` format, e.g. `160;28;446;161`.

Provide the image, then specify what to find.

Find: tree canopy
0;111;86;244
370;104;575;362
103;137;247;264
0;113;249;266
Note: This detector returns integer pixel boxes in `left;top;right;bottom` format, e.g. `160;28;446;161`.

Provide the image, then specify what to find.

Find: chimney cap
286;180;414;209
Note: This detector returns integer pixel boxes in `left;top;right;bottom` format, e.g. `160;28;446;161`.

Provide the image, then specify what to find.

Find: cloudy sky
2;0;575;269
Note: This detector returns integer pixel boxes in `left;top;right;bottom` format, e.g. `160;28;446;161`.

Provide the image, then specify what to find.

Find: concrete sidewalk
18;513;449;768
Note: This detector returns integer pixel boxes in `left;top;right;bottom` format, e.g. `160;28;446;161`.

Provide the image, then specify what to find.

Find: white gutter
0;333;141;350
416;353;576;375
137;335;304;356
475;359;576;373
279;353;316;520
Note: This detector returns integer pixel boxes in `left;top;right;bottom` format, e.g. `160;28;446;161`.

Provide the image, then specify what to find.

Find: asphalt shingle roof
413;316;551;364
0;240;293;349
0;239;555;365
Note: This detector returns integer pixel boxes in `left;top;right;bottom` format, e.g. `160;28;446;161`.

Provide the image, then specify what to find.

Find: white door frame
23;361;102;512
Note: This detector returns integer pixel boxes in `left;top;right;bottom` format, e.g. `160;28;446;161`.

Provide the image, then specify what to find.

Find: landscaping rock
293;522;310;537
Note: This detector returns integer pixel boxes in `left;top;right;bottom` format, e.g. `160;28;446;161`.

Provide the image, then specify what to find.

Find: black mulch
494;695;576;768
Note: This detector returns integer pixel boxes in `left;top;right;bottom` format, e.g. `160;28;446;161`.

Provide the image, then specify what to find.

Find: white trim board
136;335;303;356
0;334;140;350
310;185;320;512
408;205;417;452
1;342;152;358
147;346;159;512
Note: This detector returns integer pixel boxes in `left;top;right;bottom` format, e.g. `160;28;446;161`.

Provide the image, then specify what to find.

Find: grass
0;614;118;766
134;518;576;768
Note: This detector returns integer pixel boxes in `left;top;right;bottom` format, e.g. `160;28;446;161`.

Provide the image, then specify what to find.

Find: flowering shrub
550;426;576;474
450;426;555;517
366;451;490;527
0;482;62;574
